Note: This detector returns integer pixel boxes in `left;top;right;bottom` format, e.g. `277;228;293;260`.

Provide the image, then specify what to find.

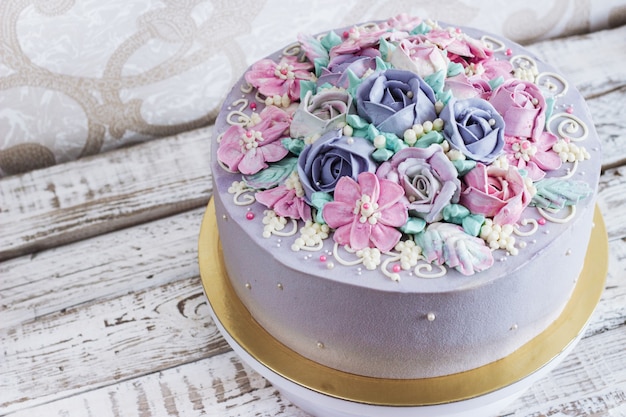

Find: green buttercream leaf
443;204;470;225
379;37;396;62
413;222;493;276
346;114;369;129
531;178;592;210
488;76;504;90
346;68;363;97
400;217;427;234
410;22;431;35
313;58;329;78
299;80;317;101
414;131;444;148
452;159;477;176
243;157;298;190
447;62;464;77
462;214;485;237
375;56;391;72
282;138;306;155
372;148;394;162
545;97;556;128
321;30;342;51
424;70;445;94
310;191;333;224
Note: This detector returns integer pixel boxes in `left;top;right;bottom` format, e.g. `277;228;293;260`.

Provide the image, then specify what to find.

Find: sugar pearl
427;312;436;322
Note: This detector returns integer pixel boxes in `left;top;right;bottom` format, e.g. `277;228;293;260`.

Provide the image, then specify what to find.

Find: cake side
210;16;601;378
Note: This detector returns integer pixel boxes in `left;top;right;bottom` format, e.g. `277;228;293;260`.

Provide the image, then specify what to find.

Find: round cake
210;15;601;379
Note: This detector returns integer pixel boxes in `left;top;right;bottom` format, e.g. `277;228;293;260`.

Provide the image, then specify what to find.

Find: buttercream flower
489;79;548;140
425;28;493;67
323;172;408;251
217;106;290;175
440;97;505;163
290;89;353;139
329;24;388;58
460;163;532;224
317;51;380;88
376;144;461;222
444;73;492;100
245;55;315;102
389;37;449;78
297;129;377;202
503;133;562;180
356;69;438;138
255;172;312;221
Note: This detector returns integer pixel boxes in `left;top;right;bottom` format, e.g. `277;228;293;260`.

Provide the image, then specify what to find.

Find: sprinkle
319;255;327;262
537;218;546;225
566;106;574;114
250;102;257;110
245;283;251;289
277;283;283;290
246;212;255;220
510;324;518;330
566;249;572;256
505;48;513;56
317;341;325;348
392;264;401;273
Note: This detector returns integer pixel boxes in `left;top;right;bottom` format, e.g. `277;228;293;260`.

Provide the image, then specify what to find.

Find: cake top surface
212;15;601;292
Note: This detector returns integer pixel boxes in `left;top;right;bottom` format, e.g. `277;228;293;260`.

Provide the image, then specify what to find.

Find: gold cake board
198;199;608;407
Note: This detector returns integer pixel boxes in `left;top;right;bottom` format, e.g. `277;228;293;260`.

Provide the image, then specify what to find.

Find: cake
210;15;601;379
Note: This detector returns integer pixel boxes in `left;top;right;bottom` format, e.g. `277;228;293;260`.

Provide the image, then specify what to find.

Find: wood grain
0;127;213;262
1;20;625;417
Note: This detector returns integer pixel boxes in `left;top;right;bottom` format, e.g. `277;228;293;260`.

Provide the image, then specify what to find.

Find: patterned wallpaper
0;0;624;176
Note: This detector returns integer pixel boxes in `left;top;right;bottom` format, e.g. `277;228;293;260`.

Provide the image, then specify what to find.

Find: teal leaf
282;138;306;155
531;178;593;210
310;191;333;224
401;217;427;234
243;157;298;190
321;30;342;51
413;222;494;276
452;159;477;176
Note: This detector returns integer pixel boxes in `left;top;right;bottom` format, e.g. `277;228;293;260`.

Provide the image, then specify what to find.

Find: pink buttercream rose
390;37;449;78
424;28;492;67
489;79;548;140
322;172;408;252
217;106;291;175
460;163;532;225
245;55;314;101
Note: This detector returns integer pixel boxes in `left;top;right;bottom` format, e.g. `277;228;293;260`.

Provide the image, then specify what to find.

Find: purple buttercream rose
297;129;377;203
317;50;380;89
377;144;461;223
290;89;353;139
440;97;505;164
356;69;437;138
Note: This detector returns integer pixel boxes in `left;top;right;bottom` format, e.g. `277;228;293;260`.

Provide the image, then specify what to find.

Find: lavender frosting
297;129;377;203
440;97;505;163
356;68;437;138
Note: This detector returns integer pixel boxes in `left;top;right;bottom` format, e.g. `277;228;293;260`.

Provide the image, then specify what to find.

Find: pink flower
244;55;314;101
425;28;493;67
503;133;562;181
256;185;312;221
489;79;548;140
460;163;532;225
389;37;449;78
380;14;424;32
322;172;408;252
217;106;291;175
330;25;389;58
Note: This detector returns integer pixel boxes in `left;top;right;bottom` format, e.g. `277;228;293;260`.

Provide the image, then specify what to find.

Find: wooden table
2;25;625;417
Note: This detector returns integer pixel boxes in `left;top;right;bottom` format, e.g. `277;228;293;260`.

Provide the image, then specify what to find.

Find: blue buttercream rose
356;69;438;138
440;97;505;164
297;129;377;203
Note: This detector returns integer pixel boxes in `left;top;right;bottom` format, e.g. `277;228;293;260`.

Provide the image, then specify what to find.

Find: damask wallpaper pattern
0;0;624;176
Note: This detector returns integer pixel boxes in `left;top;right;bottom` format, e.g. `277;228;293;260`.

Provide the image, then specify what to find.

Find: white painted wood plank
0;276;229;414
0;127;213;262
527;25;626;99
598;165;626;242
0;208;204;328
586;87;626;170
3;350;310;417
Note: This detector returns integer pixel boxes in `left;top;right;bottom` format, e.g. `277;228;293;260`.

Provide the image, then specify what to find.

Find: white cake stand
198;200;608;417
